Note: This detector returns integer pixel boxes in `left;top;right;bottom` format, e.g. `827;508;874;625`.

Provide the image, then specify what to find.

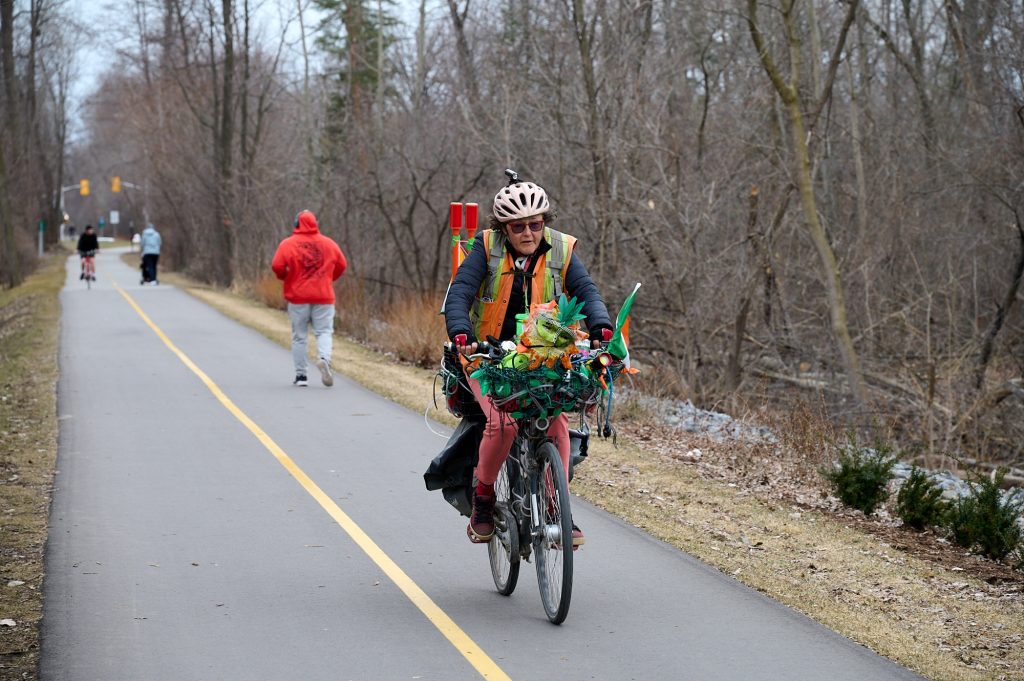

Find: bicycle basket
470;363;606;420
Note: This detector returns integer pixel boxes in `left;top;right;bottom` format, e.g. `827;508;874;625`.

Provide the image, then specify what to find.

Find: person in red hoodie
271;210;348;387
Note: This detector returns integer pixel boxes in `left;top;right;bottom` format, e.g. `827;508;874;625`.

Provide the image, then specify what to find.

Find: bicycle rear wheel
488;461;520;595
533;441;573;624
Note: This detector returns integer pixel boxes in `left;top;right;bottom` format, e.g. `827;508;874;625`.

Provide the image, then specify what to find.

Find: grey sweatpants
288;303;335;375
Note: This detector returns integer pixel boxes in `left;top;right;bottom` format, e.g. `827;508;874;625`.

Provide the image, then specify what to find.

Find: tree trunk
863;5;936;152
0;0;19;286
1;0;16;137
748;0;869;409
413;0;426;113
845;58;869;251
727;186;761;392
216;0;235;286
570;0;612;279
345;0;366;120
0;140;19;288
445;0;479;116
975;215;1024;390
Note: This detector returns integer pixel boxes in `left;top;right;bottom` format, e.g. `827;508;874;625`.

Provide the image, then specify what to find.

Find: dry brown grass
250;274;286;310
623;355;691;400
334;277;376;341
0;255;64;680
376;294;447;368
331;286;446;368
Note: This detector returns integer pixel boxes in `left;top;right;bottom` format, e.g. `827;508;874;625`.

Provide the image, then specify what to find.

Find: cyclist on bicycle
444;173;613;546
76;224;99;280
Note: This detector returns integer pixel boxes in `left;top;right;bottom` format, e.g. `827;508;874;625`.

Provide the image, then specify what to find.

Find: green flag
607;283;641;364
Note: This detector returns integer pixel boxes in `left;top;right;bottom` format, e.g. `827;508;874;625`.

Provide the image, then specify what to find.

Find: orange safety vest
470;227;577;341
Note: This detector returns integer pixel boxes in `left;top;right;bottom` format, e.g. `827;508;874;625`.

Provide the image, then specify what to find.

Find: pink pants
468;376;571;486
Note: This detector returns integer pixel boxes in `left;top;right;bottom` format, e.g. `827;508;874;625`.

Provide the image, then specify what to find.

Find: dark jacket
444;231;613;344
76;233;99;253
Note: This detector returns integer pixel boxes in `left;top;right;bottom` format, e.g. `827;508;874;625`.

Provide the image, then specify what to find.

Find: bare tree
73;0;1024;464
747;0;867;407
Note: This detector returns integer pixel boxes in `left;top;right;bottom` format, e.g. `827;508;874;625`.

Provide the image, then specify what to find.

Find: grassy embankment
0;255;64;679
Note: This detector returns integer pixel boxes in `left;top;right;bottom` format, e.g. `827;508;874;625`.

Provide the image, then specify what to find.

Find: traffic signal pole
57;182;83;243
121;180;150;226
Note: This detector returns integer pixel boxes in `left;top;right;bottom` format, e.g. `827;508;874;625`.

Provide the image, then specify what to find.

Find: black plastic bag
423;417;484;517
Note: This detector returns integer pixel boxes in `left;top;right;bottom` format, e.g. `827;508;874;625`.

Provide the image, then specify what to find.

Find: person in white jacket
140;224;162;285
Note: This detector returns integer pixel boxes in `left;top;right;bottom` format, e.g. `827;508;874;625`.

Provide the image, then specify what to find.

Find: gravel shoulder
0;256;64;678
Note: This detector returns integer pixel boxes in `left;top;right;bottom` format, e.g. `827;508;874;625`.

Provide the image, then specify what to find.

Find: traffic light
112;176;121;193
80;179;90;196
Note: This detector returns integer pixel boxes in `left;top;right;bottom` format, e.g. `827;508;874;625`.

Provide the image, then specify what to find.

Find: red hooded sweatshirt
271;211;348;304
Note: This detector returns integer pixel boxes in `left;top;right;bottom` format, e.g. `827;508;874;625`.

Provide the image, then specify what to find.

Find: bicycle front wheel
488;461;520;595
532;441;573;624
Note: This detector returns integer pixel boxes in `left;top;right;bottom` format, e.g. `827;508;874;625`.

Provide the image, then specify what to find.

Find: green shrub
822;442;898;515
944;469;1024;561
895;467;948;530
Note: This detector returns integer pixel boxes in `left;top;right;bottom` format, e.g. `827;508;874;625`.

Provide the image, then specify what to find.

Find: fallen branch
749;368;845;394
951;379;1024;435
862;371;953;418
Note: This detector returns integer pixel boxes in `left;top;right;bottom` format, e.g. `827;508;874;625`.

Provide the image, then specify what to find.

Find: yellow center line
114;283;511;681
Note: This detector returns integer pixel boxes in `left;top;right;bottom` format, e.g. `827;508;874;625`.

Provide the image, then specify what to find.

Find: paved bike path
43;249;923;680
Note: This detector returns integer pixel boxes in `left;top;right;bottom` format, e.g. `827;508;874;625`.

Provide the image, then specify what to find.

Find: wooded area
3;0;1022;466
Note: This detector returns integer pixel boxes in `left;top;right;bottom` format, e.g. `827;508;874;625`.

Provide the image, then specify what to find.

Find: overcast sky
69;0;425;137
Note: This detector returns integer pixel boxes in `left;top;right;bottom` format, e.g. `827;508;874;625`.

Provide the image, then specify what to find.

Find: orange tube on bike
465;203;478;252
450;202;463;281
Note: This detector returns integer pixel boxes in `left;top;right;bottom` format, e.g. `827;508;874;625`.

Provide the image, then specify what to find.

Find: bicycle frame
501;419;552;562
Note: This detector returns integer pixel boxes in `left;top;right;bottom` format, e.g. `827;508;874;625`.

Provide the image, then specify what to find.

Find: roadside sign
110;210;120;225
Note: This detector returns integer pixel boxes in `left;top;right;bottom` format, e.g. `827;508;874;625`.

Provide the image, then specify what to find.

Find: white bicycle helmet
492;182;550;223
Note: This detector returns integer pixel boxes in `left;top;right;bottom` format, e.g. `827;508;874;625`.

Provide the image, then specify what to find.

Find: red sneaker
467;493;496;543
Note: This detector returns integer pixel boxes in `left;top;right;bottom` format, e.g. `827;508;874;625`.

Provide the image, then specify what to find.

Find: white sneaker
316;358;334;387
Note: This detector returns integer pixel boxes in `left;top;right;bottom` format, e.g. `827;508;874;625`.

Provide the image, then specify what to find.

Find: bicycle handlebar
447;338;617;374
446;339;499;362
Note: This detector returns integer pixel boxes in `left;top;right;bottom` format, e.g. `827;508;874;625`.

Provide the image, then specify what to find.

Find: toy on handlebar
464;294;623;420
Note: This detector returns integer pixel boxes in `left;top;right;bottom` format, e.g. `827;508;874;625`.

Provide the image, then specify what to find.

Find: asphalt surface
41;248;925;680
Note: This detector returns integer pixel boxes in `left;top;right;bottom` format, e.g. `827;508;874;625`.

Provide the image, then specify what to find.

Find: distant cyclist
76;224;99;281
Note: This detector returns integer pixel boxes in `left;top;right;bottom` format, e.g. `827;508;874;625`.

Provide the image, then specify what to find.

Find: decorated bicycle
425;170;638;623
429;277;639;623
